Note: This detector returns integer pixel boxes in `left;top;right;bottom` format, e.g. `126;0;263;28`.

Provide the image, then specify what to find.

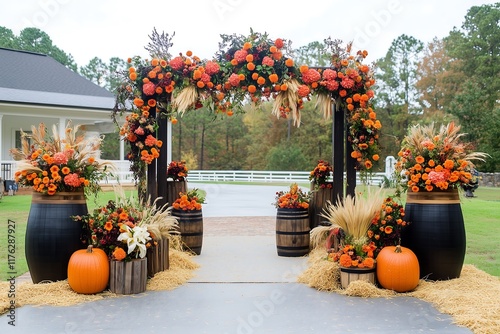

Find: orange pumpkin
68;245;109;294
376;245;419;293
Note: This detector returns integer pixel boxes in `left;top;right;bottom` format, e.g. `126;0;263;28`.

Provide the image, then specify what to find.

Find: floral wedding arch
113;29;381;201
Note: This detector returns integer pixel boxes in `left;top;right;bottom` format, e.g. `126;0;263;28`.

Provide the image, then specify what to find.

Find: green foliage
444;3;500;171
265;142;309;171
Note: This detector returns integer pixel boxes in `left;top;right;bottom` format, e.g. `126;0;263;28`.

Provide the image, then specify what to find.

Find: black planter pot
401;189;465;281
25;191;87;283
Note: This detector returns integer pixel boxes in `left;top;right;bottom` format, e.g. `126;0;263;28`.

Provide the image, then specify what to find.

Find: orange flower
247;62;255;71
112;247;126;261
415;156;425;164
61;167;71;175
257;77;266;85
285;58;294;67
243;42;252;50
444;159;455;170
269;73;279;83
248;85;257;93
339;254;352;267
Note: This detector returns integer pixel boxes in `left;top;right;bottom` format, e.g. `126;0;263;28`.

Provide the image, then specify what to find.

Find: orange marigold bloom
248;85;257;93
411;185;420;192
197;81;205;88
444;159;455;170
112;247;126;261
148;99;156;107
238;73;245;81
372;154;380;161
230;59;238;66
61;167;71;175
299;65;309;74
339;90;347;97
269;45;278;53
243;42;252;50
280;83;288;91
269;73;279;83
129;72;137;80
193;69;202;80
257;77;266;85
425;185;434;191
134;98;144;107
414;155;425;164
365;160;373;169
339;254;352;267
285;58;294;67
165;85;174;93
363;257;375;268
186;50;193;57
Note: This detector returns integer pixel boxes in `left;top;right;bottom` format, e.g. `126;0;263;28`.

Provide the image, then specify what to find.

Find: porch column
58;118;67;138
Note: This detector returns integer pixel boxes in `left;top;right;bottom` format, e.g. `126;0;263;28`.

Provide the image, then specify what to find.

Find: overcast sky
1;0;497;67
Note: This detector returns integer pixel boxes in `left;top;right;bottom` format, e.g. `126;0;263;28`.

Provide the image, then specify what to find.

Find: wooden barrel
25;191;87;283
165;180;187;206
401;189;465;280
276;208;310;257
173;209;203;255
340;266;376;288
109;258;147;294
308;181;334;229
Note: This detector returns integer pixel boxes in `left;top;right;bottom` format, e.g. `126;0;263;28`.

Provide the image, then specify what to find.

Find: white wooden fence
1;158;393;186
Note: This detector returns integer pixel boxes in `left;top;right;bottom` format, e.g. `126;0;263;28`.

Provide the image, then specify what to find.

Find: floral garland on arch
113;30;381;182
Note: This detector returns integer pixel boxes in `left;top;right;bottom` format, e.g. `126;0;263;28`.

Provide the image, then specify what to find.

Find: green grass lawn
0;186;499;281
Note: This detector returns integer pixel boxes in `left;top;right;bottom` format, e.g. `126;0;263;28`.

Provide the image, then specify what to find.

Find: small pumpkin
376;245;419;293
68;245;109;294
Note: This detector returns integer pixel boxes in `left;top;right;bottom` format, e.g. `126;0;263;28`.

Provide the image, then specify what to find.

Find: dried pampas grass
172;86;199;114
320;188;384;241
272;78;302;126
315;93;333;119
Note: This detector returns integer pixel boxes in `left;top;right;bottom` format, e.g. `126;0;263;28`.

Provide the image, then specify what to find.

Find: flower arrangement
166;160;188;181
215;29;303;124
10;122;114;196
395;122;488;193
367;196;407;256
74;199;151;261
73;192;179;261
274;183;310;209
113;30;382;183
172;189;205;211
309;160;333;189
318;188;384;269
119;110;162;184
296;40;381;172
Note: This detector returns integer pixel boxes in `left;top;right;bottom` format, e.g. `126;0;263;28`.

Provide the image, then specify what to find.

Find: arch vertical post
331;101;356;205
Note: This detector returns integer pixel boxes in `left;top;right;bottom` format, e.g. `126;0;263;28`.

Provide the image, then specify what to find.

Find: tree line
1;3;498;172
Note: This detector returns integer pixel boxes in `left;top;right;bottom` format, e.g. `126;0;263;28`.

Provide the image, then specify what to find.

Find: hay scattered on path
299;246;500;334
0;249;199;315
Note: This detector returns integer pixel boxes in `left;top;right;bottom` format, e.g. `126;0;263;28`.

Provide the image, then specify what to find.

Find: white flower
117;225;151;259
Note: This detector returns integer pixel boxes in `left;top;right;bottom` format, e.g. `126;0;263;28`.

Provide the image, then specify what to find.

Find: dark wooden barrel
308;181;334;229
25;191;87;283
276;208;310;257
401;189;465;280
165;180;187;207
173;209;203;255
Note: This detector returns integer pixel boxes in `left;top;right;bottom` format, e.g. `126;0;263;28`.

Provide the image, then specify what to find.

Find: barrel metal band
406;190;460;204
31;191;86;204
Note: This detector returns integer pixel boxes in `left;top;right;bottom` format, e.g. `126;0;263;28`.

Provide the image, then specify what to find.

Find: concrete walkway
1;184;472;333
